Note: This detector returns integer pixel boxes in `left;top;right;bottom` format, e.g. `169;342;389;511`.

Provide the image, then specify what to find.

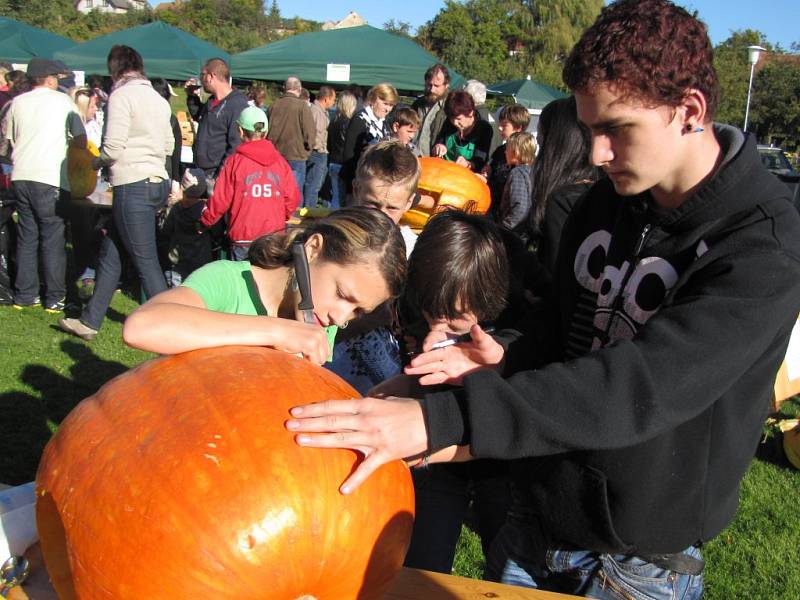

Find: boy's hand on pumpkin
403;324;505;386
286;396;428;493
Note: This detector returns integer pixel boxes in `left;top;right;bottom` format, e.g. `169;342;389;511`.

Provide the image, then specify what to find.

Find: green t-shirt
183;260;338;354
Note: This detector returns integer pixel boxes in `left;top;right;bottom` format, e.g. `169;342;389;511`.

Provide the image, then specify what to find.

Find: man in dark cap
4;57;85;312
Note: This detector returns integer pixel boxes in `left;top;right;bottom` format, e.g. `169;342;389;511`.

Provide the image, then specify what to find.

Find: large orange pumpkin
36;346;415;599
400;157;492;230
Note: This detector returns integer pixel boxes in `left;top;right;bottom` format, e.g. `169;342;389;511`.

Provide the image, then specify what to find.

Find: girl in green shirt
123;208;406;365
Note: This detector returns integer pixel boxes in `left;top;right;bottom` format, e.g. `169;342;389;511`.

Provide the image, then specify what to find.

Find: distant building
74;0;147;14
508;39;526;57
321;11;367;31
154;0;181;11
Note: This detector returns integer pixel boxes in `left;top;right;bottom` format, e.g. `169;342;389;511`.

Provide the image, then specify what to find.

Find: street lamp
743;45;766;132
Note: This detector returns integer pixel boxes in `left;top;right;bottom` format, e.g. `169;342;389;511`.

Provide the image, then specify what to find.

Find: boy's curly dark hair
563;0;719;120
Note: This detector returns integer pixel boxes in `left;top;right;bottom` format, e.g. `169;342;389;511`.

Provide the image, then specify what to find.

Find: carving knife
291;242;316;325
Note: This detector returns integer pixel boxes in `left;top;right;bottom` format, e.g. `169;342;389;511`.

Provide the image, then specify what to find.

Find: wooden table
385;568;578;599
17;544;578;600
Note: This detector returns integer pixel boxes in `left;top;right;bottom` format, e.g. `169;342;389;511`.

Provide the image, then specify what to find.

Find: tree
157;0;268;53
749;59;800;148
416;0;601;88
713;29;769;127
417;0;518;83
11;0;84;36
265;0;282;31
383;19;413;40
512;0;603;88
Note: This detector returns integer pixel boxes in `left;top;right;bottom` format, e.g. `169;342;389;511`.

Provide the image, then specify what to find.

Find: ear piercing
685;123;704;133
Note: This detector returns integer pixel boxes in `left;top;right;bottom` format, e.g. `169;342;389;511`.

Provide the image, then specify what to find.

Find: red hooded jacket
200;139;300;243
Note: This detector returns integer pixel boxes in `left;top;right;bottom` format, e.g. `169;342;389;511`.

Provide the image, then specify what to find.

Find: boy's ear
392;121;400;133
679;88;708;129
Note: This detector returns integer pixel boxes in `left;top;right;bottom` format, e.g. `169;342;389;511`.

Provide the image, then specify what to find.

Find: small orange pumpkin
67;140;100;199
36;346;415;599
400;157;492;230
781;419;800;469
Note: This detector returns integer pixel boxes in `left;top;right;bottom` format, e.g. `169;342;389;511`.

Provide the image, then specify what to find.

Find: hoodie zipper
598;223;652;346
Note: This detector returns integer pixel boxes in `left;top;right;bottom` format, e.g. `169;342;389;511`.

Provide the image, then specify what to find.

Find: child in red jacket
199;106;300;260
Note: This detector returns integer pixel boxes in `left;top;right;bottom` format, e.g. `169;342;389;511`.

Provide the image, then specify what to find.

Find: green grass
0;294;153;484
2;301;799;598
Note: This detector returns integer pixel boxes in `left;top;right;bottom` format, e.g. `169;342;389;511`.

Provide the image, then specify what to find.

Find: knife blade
291;242;317;325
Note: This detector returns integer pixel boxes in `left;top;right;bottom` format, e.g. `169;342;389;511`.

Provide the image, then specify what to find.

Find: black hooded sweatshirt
421;125;800;555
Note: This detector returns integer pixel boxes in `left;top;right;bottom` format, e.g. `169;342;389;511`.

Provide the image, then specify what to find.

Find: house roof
74;0;141;9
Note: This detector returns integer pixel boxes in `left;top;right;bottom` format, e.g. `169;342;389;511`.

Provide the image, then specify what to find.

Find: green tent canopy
232;25;464;93
487;77;567;110
53;21;229;80
0;17;75;63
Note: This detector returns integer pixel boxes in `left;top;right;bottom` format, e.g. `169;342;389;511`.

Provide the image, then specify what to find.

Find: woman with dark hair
59;45;175;341
530;96;600;273
432;90;493;173
122;207;406;363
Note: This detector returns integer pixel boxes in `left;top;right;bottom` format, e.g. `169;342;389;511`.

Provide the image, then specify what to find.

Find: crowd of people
3;1;800;598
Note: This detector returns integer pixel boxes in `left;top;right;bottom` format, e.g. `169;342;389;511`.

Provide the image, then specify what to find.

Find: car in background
758;145;799;176
758;145;800;211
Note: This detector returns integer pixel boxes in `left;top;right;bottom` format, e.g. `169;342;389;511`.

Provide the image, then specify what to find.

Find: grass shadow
0;391;52;485
0;340;131;484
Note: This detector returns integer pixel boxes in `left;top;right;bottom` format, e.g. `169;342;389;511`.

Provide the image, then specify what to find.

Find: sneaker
58;317;98;341
77;278;95;300
12;296;41;310
44;298;66;314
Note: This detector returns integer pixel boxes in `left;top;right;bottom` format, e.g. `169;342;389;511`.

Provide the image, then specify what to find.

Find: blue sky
254;0;798;50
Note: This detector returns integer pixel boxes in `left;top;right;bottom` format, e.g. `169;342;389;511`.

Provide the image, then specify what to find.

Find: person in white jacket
60;45;173;341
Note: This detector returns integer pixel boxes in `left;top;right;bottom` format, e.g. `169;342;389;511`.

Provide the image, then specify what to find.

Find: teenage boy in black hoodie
285;1;800;598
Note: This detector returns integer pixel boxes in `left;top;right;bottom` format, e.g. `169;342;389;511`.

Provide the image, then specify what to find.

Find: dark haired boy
394;210;529;574
285;1;800;598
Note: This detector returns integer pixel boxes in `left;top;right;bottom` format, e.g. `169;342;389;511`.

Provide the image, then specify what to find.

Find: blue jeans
485;513;704;599
303;151;328;208
229;243;250;261
13;181;67;305
81;178;169;330
288;160;306;198
324;326;401;395
327;162;344;209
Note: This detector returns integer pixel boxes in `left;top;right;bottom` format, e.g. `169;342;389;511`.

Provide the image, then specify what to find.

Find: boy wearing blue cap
198;105;301;260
